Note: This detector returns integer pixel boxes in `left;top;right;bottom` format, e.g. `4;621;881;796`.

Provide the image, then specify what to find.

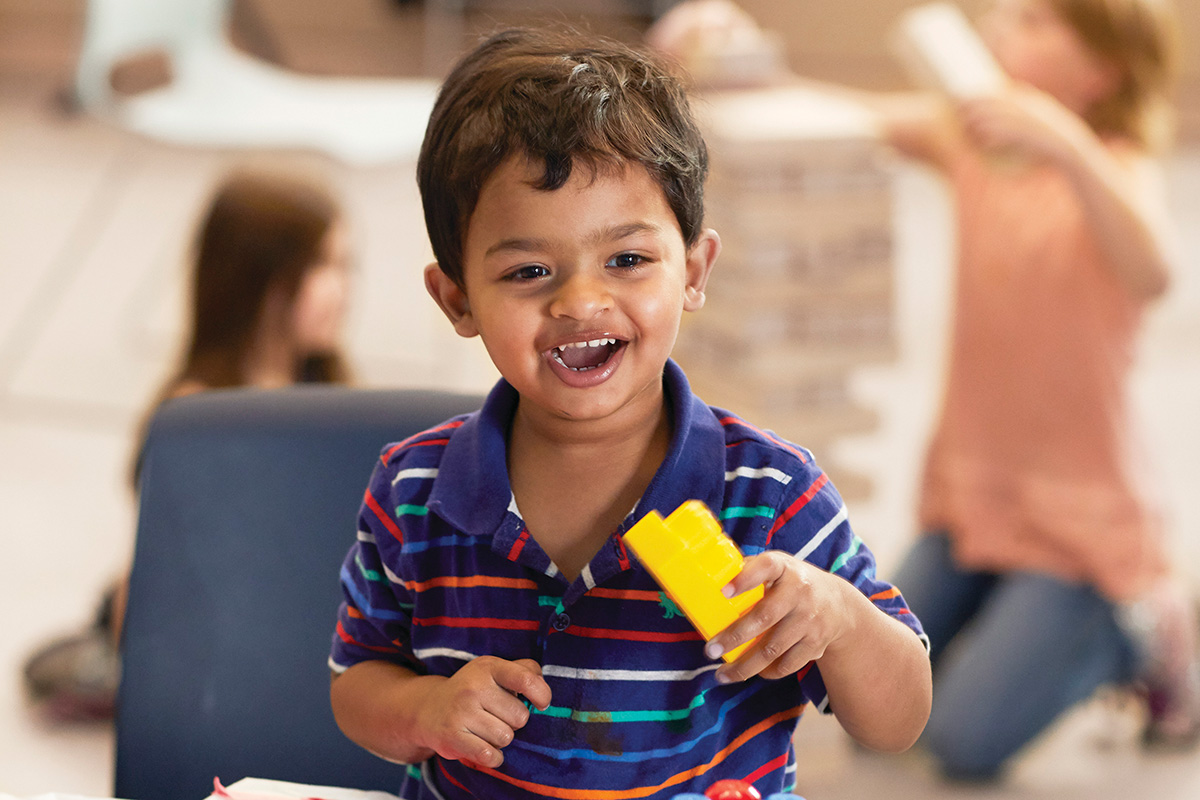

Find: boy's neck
511;381;668;451
506;383;671;582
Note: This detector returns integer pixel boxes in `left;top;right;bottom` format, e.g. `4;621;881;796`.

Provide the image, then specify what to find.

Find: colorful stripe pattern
331;361;925;799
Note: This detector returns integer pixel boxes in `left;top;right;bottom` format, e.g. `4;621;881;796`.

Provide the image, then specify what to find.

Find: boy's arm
331;656;552;768
331;453;552;769
804;573;933;752
331;661;440;765
707;553;931;753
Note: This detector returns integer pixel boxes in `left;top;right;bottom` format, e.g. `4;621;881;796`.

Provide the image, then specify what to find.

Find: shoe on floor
1141;665;1200;752
22;625;120;723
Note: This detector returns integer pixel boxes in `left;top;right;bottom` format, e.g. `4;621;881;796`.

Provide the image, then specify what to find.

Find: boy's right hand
415;656;551;769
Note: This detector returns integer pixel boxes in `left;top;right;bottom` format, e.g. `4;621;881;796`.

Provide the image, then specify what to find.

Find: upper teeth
561;338;616;349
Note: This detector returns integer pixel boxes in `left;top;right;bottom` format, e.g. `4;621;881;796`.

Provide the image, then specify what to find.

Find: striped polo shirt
330;359;926;799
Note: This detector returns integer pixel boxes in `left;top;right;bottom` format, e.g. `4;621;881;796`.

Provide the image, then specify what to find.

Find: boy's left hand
705;551;853;683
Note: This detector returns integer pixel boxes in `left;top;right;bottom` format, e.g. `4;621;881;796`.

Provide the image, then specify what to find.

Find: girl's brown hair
417;27;709;287
1047;0;1181;151
131;170;349;487
179;169;349;389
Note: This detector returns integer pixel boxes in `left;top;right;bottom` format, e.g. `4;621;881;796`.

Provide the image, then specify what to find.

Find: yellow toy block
623;500;763;662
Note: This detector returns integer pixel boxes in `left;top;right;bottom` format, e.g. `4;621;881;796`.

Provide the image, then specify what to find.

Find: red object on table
705;779;763;800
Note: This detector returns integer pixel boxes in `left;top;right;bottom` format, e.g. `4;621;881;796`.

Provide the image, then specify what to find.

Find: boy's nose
549;271;613;320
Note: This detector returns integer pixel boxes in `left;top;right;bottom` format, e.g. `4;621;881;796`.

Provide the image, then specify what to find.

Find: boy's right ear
424;262;479;338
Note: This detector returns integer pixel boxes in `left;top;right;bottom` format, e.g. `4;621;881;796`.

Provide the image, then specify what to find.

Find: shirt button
552;613;570;631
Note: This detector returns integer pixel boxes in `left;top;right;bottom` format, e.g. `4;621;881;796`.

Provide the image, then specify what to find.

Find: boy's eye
607;252;645;270
505;264;550;281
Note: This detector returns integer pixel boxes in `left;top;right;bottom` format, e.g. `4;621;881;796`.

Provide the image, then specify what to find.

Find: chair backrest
75;0;231;109
115;386;482;800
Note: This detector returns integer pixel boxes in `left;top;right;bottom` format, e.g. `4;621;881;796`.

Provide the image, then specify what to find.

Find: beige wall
735;0;1200;143
3;0;1195;140
1177;0;1200;141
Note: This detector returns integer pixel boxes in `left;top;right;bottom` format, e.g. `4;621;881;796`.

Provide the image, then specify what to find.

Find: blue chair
115;386;481;800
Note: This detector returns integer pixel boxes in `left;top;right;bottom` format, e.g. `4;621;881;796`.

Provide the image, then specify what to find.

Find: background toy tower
673;83;896;501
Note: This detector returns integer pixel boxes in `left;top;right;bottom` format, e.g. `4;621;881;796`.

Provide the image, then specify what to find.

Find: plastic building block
623;501;763;662
705;779;762;799
668;787;805;799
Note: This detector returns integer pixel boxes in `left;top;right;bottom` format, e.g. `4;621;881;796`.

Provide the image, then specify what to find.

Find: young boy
329;28;931;799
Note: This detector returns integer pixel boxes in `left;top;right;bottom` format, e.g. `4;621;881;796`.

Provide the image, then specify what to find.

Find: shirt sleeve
329;455;422;675
765;454;930;711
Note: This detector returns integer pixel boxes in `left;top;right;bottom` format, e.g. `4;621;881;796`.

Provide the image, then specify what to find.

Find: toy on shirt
622;500;763;662
668;777;807;799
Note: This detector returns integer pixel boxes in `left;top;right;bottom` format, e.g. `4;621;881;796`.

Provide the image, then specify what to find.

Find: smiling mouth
549;337;625;372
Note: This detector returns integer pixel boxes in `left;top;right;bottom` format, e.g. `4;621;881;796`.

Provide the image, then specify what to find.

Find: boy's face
426;156;719;426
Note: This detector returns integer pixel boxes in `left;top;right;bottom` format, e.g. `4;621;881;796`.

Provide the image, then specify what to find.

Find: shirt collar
425;376;517;537
425;359;726;536
632;359;726;524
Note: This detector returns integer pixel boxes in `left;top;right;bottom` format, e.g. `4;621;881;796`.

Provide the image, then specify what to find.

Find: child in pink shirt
881;0;1198;780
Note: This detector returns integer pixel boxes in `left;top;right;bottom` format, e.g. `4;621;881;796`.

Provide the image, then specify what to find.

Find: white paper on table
205;777;399;800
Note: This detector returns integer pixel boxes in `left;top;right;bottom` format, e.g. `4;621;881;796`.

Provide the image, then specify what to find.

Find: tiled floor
2;30;1200;800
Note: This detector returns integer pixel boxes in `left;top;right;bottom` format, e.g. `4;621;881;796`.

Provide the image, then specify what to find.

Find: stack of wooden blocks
675;84;895;500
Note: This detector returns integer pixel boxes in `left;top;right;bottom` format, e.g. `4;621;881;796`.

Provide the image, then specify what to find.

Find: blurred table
0;777;399;800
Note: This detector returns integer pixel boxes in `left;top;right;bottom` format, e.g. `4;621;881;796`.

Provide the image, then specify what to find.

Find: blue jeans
893;533;1139;780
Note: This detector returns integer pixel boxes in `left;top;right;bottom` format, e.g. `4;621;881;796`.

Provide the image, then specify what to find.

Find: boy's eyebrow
484;237;553;257
484;222;663;258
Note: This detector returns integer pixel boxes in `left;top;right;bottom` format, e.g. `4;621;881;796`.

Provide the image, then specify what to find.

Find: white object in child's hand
893;2;1007;100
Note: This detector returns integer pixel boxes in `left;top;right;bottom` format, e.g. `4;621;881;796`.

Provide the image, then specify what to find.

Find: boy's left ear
683;228;721;312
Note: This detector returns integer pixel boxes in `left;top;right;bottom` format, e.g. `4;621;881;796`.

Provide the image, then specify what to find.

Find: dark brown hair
1048;0;1181;151
417;27;709;287
178;169;348;388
